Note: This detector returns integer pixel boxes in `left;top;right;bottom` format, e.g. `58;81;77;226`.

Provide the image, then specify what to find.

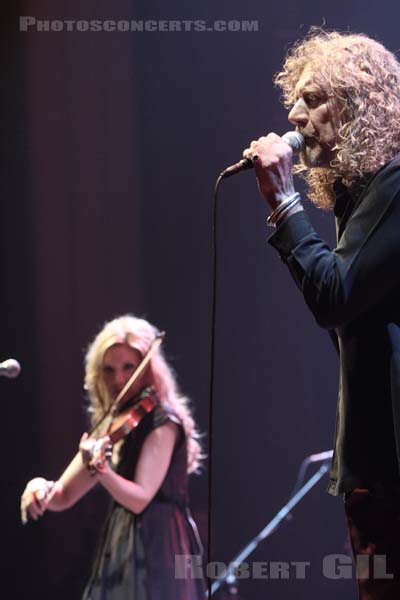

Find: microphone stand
210;453;332;598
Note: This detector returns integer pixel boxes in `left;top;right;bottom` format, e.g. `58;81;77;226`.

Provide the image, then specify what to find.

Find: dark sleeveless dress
82;396;205;600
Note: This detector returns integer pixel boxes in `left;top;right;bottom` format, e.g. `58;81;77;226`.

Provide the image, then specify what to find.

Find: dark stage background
2;1;398;598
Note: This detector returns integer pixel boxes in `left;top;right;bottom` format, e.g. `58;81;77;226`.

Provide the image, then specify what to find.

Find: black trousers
345;485;400;600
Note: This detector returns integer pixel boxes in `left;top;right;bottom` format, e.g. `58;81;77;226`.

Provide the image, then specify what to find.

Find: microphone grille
281;131;305;153
2;358;21;378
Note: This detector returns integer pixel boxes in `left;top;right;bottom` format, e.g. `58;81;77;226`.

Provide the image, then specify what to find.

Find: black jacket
269;155;400;495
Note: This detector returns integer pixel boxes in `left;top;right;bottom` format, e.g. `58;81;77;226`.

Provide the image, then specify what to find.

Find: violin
82;389;157;473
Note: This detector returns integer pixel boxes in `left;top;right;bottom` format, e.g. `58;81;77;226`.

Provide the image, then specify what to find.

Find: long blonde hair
84;314;202;473
275;29;400;208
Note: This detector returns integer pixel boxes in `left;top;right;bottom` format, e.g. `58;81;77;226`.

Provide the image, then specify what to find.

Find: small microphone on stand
220;131;305;178
0;358;21;378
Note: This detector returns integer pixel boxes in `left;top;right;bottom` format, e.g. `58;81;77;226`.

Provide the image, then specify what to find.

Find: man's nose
288;99;308;129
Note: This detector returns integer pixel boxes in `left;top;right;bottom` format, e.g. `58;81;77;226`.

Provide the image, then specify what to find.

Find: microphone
0;358;21;378
220;131;305;178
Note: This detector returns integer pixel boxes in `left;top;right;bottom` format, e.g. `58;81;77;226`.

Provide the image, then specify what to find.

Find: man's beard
300;138;335;169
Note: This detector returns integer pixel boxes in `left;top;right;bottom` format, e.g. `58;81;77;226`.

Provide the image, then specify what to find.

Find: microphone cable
206;170;228;597
206;134;304;596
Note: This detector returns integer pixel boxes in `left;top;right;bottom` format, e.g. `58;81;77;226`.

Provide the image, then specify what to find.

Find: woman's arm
20;437;99;523
97;421;179;515
51;447;100;509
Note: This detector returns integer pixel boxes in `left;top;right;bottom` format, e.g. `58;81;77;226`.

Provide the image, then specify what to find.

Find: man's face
288;67;341;168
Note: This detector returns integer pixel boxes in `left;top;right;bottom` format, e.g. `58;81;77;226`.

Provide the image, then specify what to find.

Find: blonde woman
21;315;205;599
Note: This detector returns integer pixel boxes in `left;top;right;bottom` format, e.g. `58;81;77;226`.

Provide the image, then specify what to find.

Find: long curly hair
84;314;202;473
275;29;400;208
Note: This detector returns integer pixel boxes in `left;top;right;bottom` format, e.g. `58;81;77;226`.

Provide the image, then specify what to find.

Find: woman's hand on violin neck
20;477;60;525
79;432;112;474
